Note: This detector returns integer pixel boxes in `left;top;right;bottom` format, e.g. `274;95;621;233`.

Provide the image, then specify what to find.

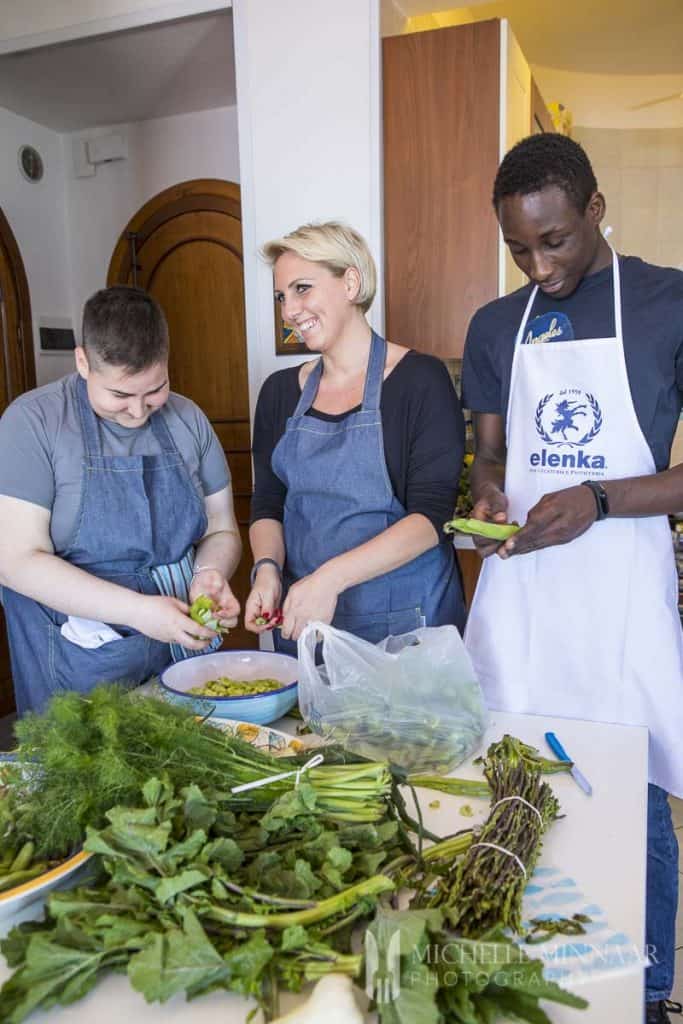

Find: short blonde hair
261;221;377;313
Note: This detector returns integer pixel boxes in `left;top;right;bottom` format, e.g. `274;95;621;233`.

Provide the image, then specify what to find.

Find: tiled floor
670;796;683;1003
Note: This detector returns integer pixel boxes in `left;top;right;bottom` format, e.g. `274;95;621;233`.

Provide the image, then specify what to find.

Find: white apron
465;250;683;796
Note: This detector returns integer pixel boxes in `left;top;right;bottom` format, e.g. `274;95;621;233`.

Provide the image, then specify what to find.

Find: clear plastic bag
297;621;488;774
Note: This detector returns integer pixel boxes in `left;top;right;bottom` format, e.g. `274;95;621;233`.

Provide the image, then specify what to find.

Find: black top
251;350;465;540
462;256;683;472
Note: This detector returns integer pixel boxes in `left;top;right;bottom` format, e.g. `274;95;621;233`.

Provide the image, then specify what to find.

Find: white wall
531;65;683;132
233;0;383;418
0;105;74;385
574;125;683;272
63;104;240;362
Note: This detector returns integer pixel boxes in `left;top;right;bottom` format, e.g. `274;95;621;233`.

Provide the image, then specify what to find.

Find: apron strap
514;246;622;349
147;405;180;454
75;375;179;456
514;287;540;348
612;249;623;343
361;333;387;412
291;331;387;418
75;375;104;457
292;358;323;419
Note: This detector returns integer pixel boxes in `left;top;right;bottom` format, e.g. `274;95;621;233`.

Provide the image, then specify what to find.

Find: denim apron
271;333;463;655
3;377;209;713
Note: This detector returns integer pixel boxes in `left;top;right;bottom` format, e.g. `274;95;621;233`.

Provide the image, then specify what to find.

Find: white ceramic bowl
0;849;91;921
160;650;299;725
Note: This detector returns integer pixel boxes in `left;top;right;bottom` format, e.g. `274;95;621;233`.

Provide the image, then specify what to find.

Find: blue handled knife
545;732;592;795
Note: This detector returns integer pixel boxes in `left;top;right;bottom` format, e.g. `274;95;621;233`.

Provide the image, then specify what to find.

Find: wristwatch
581;479;610;521
250;558;283;586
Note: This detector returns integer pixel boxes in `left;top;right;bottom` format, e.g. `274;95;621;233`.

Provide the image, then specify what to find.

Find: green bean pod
9;841;35;873
444;517;521;541
0;863;47;891
0;847;16;870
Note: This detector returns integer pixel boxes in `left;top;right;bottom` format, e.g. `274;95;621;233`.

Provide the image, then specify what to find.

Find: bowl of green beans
0;762;92;919
159;650;299;725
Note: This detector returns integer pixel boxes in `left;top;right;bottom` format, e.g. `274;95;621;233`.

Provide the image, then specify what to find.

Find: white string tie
471;841;527;878
491;795;544;828
230;753;325;794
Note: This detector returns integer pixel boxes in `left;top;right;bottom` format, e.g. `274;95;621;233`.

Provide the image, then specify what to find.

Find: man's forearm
0;551;147;625
603;463;683;517
470;455;506;503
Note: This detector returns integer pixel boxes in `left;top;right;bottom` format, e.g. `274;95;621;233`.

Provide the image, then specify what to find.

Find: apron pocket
332;606;424;645
48;624;156;694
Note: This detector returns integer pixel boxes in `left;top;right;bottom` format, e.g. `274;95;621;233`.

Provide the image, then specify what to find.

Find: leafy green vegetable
0;690;588;1024
369;908;588;1024
1;686;392;858
189;594;229;635
0;775;390;1021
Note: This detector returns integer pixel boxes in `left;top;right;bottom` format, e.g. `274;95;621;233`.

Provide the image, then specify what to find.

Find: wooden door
108;180;255;649
383;21;501;359
0;208;37;716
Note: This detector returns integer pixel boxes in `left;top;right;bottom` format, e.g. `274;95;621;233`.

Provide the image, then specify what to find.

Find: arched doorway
0;207;37;715
0;209;36;409
108;179;255;649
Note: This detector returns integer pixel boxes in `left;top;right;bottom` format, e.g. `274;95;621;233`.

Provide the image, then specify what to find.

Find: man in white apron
462;133;683;1024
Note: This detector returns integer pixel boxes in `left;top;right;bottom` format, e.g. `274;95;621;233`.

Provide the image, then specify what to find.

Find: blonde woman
245;222;465;651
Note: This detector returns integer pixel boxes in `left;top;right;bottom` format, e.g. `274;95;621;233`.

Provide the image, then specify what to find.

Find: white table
0;710;648;1023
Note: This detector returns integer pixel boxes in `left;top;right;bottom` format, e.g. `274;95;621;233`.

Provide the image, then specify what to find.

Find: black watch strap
582;479;609;521
250;558;283;586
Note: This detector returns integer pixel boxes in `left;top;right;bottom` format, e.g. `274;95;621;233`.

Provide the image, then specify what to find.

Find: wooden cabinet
456;546;482;610
383;19;552;358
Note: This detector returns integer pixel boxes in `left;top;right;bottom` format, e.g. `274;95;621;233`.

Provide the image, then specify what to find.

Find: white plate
209;717;312;757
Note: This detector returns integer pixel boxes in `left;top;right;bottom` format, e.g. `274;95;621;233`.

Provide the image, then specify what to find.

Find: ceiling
385;0;683;127
389;0;683;73
0;10;236;132
0;3;680;133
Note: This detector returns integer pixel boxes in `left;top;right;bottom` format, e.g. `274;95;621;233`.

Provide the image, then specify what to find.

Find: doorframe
107;178;241;286
0;206;36;396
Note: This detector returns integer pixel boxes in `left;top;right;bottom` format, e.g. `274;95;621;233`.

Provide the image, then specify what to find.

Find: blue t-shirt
461;255;683;471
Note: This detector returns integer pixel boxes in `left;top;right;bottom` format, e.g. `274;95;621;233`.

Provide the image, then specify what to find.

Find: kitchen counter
0;709;648;1023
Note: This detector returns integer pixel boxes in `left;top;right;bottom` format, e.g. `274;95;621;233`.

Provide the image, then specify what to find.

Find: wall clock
18;145;44;183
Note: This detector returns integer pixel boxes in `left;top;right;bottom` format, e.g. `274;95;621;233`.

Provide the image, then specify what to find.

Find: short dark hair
82;286;169;372
493;133;598;214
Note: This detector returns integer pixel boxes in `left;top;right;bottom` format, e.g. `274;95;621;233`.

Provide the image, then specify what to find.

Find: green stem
202;875;394;929
406;775;490;799
422;831;474;862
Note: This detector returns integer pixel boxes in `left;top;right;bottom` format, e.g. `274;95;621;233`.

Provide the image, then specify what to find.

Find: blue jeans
646;784;679;1002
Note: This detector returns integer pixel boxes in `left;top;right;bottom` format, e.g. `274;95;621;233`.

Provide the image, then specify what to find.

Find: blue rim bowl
159;649;299;725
